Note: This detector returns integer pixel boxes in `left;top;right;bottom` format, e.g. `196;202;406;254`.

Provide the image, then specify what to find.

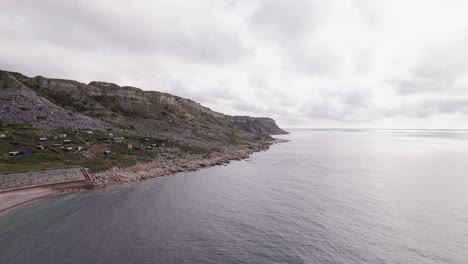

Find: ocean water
1;129;468;264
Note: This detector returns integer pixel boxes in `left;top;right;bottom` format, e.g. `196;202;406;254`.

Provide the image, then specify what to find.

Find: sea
1;129;468;264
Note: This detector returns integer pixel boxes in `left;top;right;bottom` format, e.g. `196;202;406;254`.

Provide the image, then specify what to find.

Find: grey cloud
393;45;468;95
380;98;468;119
3;0;468;128
251;0;318;39
250;0;340;76
418;98;468;117
299;93;374;123
1;1;247;64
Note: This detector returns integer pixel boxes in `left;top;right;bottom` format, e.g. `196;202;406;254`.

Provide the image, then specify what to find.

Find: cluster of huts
2;131;161;157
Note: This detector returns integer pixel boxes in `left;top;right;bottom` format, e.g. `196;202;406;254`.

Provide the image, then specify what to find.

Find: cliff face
226;116;288;135
0;70;287;148
0;71;107;130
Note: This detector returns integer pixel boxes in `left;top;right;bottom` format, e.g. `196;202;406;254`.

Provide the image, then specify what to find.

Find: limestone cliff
0;70;287;148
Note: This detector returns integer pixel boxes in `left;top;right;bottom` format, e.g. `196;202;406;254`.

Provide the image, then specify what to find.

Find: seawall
0;167;93;213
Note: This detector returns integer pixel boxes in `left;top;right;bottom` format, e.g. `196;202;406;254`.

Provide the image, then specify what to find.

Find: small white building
37;145;45;150
113;137;124;143
104;150;112;155
0;134;6;139
85;130;93;135
9;151;19;156
151;144;157;147
58;133;67;138
66;147;73;152
39;137;47;142
146;146;153;150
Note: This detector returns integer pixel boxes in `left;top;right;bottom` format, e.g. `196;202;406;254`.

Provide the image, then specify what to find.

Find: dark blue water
1;129;468;264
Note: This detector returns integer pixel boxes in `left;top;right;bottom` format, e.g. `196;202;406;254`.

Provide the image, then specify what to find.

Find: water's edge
0;139;288;214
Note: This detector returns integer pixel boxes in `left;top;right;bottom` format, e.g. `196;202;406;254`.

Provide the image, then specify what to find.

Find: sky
2;0;468;128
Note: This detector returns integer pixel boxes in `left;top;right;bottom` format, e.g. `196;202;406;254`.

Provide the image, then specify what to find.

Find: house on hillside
113;137;124;143
146;146;152;150
53;144;63;148
127;144;133;149
8;151;18;156
58;133;67;138
63;139;72;144
85;130;93;135
65;147;73;152
151;144;157;147
104;150;112;155
0;134;6;139
39;137;47;142
37;145;45;150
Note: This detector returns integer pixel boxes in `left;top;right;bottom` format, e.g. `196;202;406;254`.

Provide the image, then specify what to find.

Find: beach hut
113;137;124;143
8;151;19;156
104;150;112;155
39;137;47;142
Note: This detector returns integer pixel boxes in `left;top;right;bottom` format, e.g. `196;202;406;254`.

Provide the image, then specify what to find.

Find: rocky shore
91;139;285;188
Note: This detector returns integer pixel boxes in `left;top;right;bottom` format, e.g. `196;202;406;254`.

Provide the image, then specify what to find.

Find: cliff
2;70;287;145
227;116;288;135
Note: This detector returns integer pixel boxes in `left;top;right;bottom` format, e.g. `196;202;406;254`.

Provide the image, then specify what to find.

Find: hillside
0;70;287;172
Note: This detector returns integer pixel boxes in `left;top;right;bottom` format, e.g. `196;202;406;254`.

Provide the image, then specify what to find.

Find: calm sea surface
1;129;468;264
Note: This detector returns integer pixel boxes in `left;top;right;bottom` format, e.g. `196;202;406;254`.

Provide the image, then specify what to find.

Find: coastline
0;138;288;213
91;138;288;188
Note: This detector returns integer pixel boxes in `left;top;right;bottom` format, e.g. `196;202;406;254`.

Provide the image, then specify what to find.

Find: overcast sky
2;0;468;128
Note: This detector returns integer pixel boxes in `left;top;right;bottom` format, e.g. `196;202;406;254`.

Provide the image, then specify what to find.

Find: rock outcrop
0;71;107;130
226;116;288;135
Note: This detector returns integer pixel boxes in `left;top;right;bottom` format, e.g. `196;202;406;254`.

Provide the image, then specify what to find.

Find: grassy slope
0;122;214;173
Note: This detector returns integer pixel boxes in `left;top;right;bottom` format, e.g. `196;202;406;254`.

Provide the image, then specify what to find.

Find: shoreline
0;138;288;213
91;138;288;188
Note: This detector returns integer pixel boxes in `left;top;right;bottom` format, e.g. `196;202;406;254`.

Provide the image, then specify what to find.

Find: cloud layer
2;0;468;128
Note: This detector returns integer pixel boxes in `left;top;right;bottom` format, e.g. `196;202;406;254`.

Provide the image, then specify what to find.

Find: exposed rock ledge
91;139;287;188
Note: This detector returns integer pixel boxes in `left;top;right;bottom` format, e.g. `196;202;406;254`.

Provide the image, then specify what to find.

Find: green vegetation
0;122;214;173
